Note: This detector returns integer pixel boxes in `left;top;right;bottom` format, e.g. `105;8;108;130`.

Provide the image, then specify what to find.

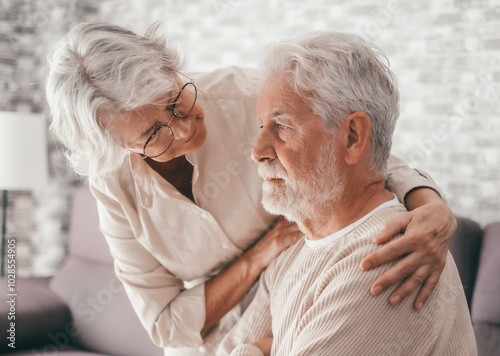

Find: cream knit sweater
218;198;477;356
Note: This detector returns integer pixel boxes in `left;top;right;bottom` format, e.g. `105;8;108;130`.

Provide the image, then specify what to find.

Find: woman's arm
217;269;274;356
361;156;456;309
92;176;301;346
203;217;301;333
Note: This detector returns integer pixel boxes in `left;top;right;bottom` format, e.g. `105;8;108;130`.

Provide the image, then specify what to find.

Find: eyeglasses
125;73;198;159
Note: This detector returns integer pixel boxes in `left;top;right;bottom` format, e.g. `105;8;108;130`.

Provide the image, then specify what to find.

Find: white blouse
89;66;442;354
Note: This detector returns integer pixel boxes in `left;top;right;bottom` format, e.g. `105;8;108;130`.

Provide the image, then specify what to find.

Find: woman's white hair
260;31;399;175
46;22;183;177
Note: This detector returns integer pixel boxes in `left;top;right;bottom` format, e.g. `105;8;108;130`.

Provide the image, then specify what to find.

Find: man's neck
299;179;394;240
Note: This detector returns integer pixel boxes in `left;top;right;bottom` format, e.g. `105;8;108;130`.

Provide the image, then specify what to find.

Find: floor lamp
0;111;48;276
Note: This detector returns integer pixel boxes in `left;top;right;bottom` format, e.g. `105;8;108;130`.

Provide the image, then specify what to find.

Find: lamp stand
1;190;6;276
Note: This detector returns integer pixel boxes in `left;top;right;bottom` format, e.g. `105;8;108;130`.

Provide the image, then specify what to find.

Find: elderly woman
46;23;456;355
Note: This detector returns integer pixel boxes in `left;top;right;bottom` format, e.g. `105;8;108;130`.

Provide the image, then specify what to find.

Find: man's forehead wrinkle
269;94;302;115
259;77;307;123
260;108;296;125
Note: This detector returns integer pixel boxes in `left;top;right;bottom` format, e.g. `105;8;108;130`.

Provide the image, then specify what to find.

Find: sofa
0;185;499;355
0;185;163;356
448;217;500;356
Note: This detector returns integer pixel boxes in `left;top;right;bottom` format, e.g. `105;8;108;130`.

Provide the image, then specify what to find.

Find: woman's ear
343;112;372;165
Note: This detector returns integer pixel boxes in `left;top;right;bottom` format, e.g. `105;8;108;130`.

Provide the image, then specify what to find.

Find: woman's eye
148;127;161;144
165;100;177;113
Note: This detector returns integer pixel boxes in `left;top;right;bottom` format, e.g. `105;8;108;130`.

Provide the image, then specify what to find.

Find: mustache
258;161;288;180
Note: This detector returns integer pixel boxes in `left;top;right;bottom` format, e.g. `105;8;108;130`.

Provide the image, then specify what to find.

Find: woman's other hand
248;217;303;272
203;217;301;333
252;337;273;356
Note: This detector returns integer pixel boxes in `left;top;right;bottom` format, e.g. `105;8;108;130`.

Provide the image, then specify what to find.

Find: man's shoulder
326;202;407;253
191;66;261;100
314;204;408;280
264;238;307;282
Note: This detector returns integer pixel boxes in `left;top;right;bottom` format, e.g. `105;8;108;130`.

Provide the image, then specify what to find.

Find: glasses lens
144;125;174;158
172;82;197;118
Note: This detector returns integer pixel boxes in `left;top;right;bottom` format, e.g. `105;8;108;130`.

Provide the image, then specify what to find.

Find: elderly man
218;32;476;356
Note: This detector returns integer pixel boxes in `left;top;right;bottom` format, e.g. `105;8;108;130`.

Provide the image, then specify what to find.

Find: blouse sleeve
386;154;445;203
90;180;207;348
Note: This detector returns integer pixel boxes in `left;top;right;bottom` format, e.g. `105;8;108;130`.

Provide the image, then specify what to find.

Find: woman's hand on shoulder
360;191;456;309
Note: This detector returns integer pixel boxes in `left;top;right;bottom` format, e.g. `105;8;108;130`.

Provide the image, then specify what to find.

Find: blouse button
200;212;209;219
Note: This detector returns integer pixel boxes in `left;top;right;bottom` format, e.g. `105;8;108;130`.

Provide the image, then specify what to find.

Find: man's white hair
46;22;183;177
260;31;399;175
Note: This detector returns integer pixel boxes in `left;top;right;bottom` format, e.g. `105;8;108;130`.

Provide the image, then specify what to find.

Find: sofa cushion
448;216;483;308
49;257;163;356
0;277;71;354
471;222;500;325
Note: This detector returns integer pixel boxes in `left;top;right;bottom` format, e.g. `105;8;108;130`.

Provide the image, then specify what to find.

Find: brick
464;8;487;21
485;8;500;20
492;71;500;82
408;1;433;13
433;12;463;24
348;5;380;15
425;103;455;114
0;57;16;66
475;135;500;146
427;36;465;52
475;168;500;180
454;0;489;7
484;38;500;49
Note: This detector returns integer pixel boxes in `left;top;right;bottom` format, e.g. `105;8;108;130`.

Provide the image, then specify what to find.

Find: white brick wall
98;0;500;226
0;0;498;275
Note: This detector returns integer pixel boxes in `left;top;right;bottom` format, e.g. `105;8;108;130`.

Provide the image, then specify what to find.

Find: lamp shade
0;111;49;191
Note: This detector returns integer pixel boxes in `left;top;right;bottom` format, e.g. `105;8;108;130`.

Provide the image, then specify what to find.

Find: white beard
258;143;345;223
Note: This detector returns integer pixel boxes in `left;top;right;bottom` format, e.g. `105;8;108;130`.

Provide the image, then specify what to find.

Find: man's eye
278;124;287;130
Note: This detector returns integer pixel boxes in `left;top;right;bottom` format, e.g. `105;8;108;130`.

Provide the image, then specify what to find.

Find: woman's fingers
361;228;415;271
386;264;430;306
361;203;453;308
369;249;425;296
372;212;412;244
413;270;442;310
276;220;302;248
251;217;302;270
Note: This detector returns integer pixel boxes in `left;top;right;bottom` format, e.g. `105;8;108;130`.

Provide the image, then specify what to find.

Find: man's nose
251;128;276;163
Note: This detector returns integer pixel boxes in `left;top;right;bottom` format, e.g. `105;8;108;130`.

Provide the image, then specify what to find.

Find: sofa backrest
67;184;114;264
49;184;163;356
448;216;483;309
471;222;500;325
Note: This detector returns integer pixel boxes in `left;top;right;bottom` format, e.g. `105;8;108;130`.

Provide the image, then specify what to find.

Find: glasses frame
125;73;197;159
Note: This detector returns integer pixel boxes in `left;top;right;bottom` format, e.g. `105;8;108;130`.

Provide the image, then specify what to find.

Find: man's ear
343;112;372;165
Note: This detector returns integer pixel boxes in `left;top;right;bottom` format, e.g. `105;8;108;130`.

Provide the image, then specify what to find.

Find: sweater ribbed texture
219;203;477;356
